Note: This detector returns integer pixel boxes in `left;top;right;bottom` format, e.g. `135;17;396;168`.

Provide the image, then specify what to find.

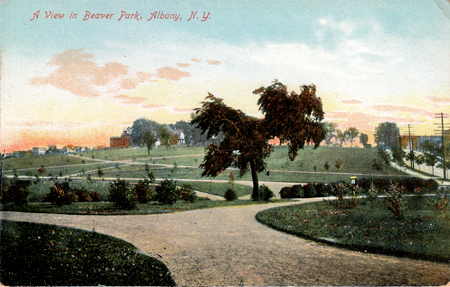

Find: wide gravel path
2;200;449;286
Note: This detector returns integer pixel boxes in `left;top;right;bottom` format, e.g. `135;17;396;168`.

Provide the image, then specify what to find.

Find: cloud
176;63;191;67
191;58;201;63
30;49;129;98
114;95;148;105
7;120;106;131
141;104;192;113
325;111;423;130
120;72;155;90
156;66;191;81
207;60;222;65
370;104;435;118
426;95;450;104
341;99;363;104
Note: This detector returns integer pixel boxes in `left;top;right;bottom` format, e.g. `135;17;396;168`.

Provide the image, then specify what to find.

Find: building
398;135;419;150
32;147;47;156
110;134;131;149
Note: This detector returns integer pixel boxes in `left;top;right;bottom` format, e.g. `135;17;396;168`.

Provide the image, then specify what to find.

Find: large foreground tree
191;81;325;200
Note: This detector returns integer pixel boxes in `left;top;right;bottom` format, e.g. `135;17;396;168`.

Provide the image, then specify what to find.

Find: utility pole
408;124;414;168
434;113;449;179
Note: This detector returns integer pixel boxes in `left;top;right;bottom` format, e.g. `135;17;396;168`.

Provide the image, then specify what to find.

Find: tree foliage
159;126;172;149
142;131;157;155
359;133;369;147
323;122;337;146
130;118;160;147
346;127;359;147
191;81;325;200
375;122;400;150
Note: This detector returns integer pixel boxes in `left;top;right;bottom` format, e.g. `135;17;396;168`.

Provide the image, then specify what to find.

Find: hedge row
280;177;439;199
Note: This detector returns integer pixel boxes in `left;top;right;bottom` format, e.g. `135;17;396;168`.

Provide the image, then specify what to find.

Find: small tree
97;167;104;179
44;181;77;206
155;179;178;205
159;126;172;149
415;154;424;170
1;179;30;205
109;179;137;209
142;131;157;155
345;127;359;147
424;152;438;175
405;150;416;168
133;179;155;203
179;184;197;203
359;133;369;147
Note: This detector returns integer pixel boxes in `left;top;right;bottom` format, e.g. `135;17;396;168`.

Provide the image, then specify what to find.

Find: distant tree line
129;117;224;153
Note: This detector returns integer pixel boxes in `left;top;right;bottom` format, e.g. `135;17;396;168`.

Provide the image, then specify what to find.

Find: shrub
330;182;359;209
155;179;178;205
73;188;103;202
279;186;291;199
303;184;317;198
314;183;331;197
109;179;137;209
74;188;93;202
179;184;197;203
366;183;379;201
1;180;30;205
259;185;274;201
224;189;237;201
44;181;77;206
133;179;155;203
384;183;406;220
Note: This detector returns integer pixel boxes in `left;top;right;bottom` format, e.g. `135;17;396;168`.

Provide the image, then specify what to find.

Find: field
3;145;406;182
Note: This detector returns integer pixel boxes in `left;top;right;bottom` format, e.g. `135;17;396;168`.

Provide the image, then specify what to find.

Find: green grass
4;146;407;185
256;196;450;263
180;181;253;197
3;154;94;171
0;220;176;286
0;198;281;215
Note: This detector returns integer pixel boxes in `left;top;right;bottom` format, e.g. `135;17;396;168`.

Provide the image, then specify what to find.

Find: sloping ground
1;201;449;286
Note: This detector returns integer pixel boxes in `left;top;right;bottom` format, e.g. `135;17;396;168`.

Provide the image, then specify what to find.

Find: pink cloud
156;66;191;81
207;60;222;65
341;99;363;104
371;104;435;118
141;104;166;110
31;49;129;97
426;95;450;104
191;58;201;63
8;121;89;130
325;111;423;130
114;95;148;105
176;63;191;68
120;72;155;89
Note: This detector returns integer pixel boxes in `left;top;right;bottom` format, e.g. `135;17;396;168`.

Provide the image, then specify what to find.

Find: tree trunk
250;160;260;201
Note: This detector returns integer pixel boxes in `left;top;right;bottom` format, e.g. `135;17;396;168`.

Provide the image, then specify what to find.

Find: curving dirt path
1;200;449;286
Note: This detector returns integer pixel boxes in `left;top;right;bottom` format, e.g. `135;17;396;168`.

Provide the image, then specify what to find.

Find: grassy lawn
180;181;253;197
0;220;175;286
4;146;407;183
256;196;450;263
0;198;280;215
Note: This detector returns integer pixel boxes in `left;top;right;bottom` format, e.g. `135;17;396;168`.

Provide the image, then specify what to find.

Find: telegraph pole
435;113;449;179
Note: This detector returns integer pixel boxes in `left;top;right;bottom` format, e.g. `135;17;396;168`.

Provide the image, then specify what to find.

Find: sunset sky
1;0;450;153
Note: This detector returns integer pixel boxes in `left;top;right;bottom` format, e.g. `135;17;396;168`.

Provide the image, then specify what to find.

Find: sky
1;0;450;153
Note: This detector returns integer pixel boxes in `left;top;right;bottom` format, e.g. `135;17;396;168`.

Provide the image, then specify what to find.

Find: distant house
32;147;46;156
110;133;131;149
170;129;185;145
399;135;419;150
